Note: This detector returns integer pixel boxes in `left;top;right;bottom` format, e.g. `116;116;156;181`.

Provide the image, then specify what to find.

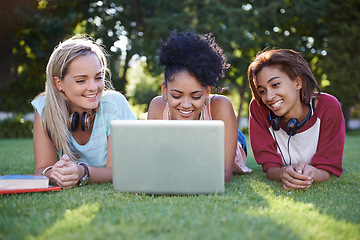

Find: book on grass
0;175;49;190
0;175;61;194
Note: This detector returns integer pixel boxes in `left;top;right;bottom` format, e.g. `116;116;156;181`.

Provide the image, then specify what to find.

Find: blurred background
0;0;359;138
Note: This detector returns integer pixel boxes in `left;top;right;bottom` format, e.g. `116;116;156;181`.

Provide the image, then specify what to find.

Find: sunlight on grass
1;137;359;240
246;180;360;240
32;203;100;239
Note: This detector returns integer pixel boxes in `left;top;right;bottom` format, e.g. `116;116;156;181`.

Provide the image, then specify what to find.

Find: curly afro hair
159;31;229;90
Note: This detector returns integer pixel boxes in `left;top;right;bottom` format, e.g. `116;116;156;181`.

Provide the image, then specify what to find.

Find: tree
3;0;358;131
0;0;92;112
321;0;360;130
0;0;38;91
133;0;330;125
84;0;200;106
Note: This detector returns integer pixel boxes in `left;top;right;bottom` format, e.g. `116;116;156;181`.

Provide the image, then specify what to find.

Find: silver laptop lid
111;120;224;195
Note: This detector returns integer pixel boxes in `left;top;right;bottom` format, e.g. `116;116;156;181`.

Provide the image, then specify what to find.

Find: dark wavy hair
248;48;321;105
158;31;229;90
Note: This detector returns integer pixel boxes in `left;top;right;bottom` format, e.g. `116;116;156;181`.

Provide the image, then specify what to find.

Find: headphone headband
269;103;312;136
296;103;312;129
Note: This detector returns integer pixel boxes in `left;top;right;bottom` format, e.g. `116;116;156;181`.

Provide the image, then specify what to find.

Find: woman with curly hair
148;31;252;182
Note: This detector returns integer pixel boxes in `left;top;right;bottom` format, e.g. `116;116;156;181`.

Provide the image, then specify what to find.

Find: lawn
0;132;359;240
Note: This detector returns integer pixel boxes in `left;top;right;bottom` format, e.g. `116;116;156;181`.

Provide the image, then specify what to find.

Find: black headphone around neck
68;111;95;132
269;103;312;136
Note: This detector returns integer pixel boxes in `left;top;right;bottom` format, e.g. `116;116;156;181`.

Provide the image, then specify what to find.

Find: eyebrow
170;89;205;94
73;72;102;78
73;74;88;78
256;76;280;89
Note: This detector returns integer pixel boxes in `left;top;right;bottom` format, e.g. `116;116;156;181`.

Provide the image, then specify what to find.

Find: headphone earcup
80;112;90;132
69;112;80;132
269;111;281;131
286;118;299;136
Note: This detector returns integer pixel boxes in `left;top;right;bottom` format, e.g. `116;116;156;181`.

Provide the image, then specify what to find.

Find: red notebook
0;186;61;194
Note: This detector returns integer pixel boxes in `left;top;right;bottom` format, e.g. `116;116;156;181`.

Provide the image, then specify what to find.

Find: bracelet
40;166;53;177
76;162;90;186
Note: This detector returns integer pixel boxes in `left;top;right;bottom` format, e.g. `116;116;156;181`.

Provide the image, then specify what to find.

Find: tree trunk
236;85;246;128
0;0;37;91
120;60;129;94
342;104;351;132
236;74;249;129
0;32;13;91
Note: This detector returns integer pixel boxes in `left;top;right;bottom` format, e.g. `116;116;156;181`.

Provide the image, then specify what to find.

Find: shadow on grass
242;133;360;227
1;136;359;239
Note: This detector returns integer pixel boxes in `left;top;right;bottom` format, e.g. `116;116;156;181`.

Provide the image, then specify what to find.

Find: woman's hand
49;155;85;188
268;162;330;190
293;161;330;186
280;164;313;190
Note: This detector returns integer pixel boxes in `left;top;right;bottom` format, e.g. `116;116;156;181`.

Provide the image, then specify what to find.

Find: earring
204;98;209;106
162;94;168;102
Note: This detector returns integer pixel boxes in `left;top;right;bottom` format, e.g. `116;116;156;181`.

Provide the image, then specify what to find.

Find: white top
32;91;137;167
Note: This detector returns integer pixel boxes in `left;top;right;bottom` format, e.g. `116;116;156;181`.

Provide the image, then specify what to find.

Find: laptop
110;120;224;195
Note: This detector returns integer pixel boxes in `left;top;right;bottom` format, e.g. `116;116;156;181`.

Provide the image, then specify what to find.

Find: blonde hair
37;34;113;161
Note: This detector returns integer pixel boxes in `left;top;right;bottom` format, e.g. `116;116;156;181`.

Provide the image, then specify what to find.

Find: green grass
0;133;359;240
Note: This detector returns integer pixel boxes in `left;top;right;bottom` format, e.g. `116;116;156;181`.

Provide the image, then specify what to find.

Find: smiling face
162;70;210;120
255;66;303;123
54;53;104;113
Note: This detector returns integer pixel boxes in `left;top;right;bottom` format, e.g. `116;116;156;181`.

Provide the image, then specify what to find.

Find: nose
266;89;275;102
88;79;98;91
180;97;192;108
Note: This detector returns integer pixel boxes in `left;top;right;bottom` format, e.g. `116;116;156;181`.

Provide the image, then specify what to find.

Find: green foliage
1;0;359;131
107;0;332;117
0;0;94;112
0;115;33;139
240;127;249;135
347;129;360;136
321;0;360;107
132;79;160;109
126;60;162;112
0;136;359;239
351;104;360;119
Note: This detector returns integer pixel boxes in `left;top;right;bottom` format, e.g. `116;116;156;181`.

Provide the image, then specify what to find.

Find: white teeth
85;94;96;98
271;100;283;108
179;110;192;114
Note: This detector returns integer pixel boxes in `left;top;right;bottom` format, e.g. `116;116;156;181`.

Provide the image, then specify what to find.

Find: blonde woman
32;35;136;188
